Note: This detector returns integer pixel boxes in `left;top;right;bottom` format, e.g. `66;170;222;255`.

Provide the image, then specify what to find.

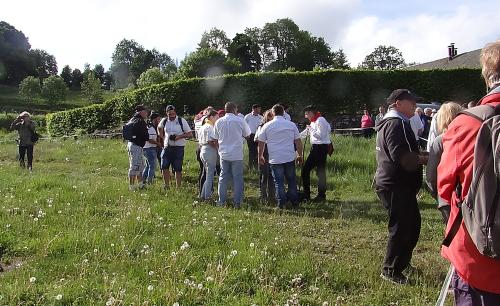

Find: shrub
41;75;68;105
81;72;104;103
47;69;485;136
137;68;168;88
18;76;42;102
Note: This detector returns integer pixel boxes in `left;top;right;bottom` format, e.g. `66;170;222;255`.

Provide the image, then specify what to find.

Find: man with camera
10;111;38;172
158;105;192;189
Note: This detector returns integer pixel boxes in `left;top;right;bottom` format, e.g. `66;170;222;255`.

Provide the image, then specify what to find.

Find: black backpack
122;117;139;141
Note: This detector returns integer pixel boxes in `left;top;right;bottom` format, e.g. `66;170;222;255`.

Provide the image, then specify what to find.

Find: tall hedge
47;69;485;136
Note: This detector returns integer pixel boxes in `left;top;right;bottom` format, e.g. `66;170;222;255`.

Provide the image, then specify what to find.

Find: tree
360;45;406;70
0;21;34;84
175;48;240;79
261;18;301;71
41;75;67;104
60;65;72;87
81;72;104;103
150;50;177;79
331;49;350;69
199;28;230;53
29;49;58;81
287;32;333;71
93;64;105;83
102;71;113;90
71;69;83;89
228;33;262;72
137;67;168;88
18;76;41;102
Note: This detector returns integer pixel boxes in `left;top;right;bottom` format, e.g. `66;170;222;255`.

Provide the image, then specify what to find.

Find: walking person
374;89;427;284
257;104;303;209
244;104;263;170
254;110;275;203
300;105;332;202
10;111;38;171
214;102;251;208
124;105;149;191
158;105;192;189
198;110;219;200
142;112;162;185
437;40;500;304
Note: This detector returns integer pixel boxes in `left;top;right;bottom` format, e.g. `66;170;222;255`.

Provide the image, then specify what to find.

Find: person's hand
258;156;266;165
296;155;303;165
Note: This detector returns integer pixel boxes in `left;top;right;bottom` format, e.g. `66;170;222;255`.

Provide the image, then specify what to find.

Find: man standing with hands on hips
158;105;192;189
374;89;427;284
244;104;263;170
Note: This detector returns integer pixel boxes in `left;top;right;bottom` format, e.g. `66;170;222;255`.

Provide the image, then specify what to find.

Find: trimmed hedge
47;69;485;136
0;113;46;131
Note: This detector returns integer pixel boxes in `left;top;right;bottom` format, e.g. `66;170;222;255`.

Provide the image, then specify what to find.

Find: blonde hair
435;102;464;134
261;109;274;125
481;40;500;88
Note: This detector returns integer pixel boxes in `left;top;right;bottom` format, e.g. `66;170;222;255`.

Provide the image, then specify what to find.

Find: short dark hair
134;104;147;112
252;104;260;109
303;104;317;112
272;104;284;116
225;102;237;113
281;104;289;110
150;112;160;120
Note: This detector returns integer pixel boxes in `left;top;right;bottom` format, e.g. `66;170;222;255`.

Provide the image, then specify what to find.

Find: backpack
122;117;139;141
160;117;186;134
442;104;500;259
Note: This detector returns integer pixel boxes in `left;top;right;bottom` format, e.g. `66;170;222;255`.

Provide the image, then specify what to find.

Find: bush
41;75;68;105
137;67;168;88
47;69;485;136
18;76;42;102
81;72;104;103
0;113;46;131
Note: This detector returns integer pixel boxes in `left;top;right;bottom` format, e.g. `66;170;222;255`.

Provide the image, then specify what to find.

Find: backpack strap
178;117;185;133
442;181;464;247
460;105;496;122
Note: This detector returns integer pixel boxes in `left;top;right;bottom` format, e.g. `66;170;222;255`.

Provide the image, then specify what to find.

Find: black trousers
247;135;258;170
377;188;421;276
301;144;328;198
19;145;34;168
196;145;205;197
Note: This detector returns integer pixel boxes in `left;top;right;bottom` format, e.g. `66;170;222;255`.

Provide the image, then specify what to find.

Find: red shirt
361;115;374;128
437;92;500;293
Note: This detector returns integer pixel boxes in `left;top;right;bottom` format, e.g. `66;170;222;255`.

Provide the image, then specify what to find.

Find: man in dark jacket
375;89;427;284
127;105;149;191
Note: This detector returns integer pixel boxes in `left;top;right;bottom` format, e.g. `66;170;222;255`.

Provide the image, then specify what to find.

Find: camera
169;134;177;141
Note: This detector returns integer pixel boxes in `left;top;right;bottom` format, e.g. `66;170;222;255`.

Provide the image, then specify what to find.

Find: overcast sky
3;0;499;71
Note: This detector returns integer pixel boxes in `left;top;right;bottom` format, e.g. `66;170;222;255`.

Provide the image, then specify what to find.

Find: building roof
407;49;481;70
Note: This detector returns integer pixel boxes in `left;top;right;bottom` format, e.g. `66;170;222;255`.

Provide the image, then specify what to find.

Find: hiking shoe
380;272;408;285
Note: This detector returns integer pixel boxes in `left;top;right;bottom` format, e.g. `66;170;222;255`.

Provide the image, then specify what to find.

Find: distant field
0;84;116;115
0;135;451;305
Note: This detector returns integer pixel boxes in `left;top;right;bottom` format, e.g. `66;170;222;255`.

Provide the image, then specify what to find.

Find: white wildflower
55;294;63;300
29;276;36;283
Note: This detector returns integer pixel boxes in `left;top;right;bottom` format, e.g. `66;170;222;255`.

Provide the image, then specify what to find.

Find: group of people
374;40;500;305
124;101;332;209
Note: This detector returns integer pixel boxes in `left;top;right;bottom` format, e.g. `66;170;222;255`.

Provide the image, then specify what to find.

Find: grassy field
0;134;450;305
0;84;116;115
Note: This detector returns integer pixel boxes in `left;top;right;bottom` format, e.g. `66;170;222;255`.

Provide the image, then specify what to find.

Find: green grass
0;84;116;115
0;135;450;305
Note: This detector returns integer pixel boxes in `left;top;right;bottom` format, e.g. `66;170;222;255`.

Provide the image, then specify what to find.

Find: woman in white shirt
142;112;162;184
254;110;275;202
198;110;219;200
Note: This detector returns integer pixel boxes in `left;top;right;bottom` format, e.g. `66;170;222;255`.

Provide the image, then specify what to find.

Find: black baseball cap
134;104;148;112
386;89;422;105
165;105;175;112
150;112;160;120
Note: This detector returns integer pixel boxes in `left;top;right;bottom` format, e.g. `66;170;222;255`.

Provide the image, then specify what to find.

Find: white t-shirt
214;113;251;161
143;125;158;149
283;111;292;121
426;115;438;151
158;116;192;147
244;113;263;134
257;116;300;164
198;123;216;146
410;115;424;141
300;116;331;144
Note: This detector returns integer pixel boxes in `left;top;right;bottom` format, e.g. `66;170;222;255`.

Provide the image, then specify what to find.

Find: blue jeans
218;159;244;207
142;147;157;184
270;161;298;208
200;146;218;200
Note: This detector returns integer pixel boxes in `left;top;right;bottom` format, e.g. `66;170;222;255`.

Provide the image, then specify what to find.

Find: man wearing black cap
126;105;149;191
374;89;427;284
244;104;262;170
158;105;192;189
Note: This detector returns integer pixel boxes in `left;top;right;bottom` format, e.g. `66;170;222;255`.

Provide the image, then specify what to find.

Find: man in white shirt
300;105;332;202
409;107;424;141
214;102;251;208
244;104;263;170
157;105;192;189
258;104;303;209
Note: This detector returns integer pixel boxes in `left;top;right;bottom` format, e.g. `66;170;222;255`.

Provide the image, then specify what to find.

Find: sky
2;0;499;71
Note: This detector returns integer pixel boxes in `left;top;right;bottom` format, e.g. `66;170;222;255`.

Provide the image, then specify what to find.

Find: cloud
339;5;500;66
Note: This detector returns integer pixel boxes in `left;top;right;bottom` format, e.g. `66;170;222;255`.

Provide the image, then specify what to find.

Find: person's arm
242;120;251;138
157;119;165;140
294;127;304;164
299;126;309;139
175;119;193;140
426;136;442;200
10;117;21;130
386;120;420;172
310;118;328;140
257;141;266;165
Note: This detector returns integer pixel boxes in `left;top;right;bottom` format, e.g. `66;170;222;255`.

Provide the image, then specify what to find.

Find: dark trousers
452;271;500;305
377;188;421;276
259;162;275;201
301;144;328;198
247;135;258;170
196;146;205;197
19;145;34;168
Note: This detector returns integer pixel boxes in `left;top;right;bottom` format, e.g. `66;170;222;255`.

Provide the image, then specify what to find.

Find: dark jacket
374;112;422;192
130;113;149;147
11;119;36;146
